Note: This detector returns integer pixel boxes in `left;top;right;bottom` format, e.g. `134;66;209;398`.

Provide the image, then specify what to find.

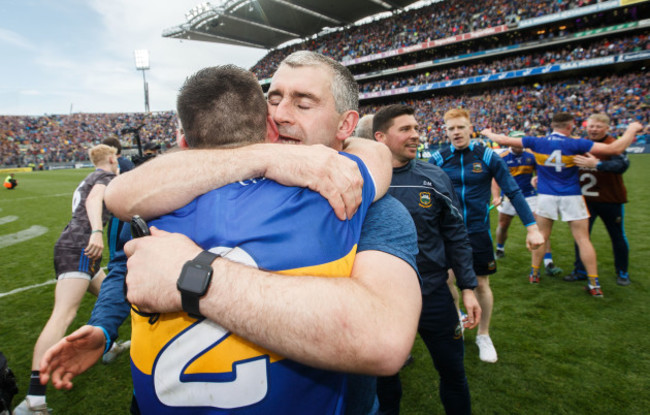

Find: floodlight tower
133;49;150;113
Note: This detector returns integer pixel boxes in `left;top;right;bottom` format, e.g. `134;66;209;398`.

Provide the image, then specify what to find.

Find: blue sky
0;0;267;115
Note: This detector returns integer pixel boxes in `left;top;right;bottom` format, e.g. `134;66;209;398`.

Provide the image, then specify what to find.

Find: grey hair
279;51;359;113
355;114;375;140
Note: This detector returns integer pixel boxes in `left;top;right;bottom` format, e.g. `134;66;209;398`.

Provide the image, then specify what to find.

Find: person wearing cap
493;131;561;276
143;141;161;155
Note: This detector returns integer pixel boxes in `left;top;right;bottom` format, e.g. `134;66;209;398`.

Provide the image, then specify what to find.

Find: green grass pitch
1;156;649;414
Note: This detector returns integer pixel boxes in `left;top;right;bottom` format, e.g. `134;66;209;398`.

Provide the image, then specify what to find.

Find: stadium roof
162;0;425;50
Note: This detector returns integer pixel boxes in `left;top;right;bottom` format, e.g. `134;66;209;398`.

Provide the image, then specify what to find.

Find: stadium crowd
0;112;176;167
2;71;647;167
358;33;649;93
251;0;610;79
361;72;650;145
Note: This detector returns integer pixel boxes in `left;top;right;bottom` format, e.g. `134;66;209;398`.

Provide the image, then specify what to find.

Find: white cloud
1;0;267;115
0;27;35;50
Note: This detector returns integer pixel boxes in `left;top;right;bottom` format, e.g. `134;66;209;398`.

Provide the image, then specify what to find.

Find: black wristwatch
177;250;221;319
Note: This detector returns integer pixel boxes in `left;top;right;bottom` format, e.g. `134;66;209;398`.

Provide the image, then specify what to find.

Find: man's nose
270;100;293;124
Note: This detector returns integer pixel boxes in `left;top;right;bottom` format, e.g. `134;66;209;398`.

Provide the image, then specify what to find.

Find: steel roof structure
163;0;424;49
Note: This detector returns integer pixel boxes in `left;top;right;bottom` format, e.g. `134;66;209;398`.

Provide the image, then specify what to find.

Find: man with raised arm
482;113;643;298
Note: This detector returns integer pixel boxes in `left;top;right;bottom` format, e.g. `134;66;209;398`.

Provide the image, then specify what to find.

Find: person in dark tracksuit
373;104;481;415
430;109;544;363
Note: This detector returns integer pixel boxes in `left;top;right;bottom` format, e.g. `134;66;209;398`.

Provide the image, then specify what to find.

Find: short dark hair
551;112;574;130
102;137;122;154
373;104;415;136
177;65;267;149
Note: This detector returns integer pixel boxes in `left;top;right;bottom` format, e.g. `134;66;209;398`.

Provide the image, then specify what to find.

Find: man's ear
336;110;360;141
178;133;188;148
374;130;385;143
265;114;279;143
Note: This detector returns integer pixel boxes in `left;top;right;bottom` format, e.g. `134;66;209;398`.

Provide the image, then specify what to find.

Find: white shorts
536;194;590;222
497;195;538;217
57;269;103;281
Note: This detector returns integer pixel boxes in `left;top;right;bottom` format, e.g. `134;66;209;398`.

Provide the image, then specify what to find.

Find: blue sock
543;253;553;267
497;243;504;250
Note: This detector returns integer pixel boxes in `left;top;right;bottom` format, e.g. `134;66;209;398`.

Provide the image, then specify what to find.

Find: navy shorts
53;245;101;279
468;231;497;276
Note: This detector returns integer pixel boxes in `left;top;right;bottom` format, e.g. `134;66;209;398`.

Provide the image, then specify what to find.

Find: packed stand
250;0;608;79
0;112;176;167
361;72;649;146
358;33;649;93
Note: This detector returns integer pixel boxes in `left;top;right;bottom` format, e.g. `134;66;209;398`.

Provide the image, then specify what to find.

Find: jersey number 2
152;246;268;410
580;172;598;197
153;319;269;409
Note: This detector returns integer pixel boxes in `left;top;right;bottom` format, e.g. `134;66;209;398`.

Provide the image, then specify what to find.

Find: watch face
179;263;212;294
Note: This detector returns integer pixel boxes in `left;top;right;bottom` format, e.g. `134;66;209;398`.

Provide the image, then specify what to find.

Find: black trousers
574;202;629;276
377;287;471;415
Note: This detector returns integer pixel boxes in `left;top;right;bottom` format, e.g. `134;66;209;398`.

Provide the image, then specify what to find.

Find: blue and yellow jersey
499;149;537;198
522;133;593;196
130;153;375;415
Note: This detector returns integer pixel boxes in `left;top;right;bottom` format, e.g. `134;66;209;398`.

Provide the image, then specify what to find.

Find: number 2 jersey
522;132;594;196
130;153;376;415
578;134;628;203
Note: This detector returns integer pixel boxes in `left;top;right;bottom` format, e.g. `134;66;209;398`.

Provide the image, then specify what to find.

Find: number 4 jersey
131;153;376;415
522;133;594;196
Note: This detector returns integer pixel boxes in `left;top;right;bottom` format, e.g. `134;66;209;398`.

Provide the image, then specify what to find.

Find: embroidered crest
454;321;463;340
419;192;432;208
472;162;483;173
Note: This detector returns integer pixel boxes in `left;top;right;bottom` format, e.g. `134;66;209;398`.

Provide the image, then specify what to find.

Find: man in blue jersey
493;132;561;276
40;55;422;414
373;104;480;414
126;64;381;414
482;113;643;298
430;109;544;363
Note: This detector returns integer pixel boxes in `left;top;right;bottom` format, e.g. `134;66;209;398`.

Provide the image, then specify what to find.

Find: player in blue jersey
430;109;544;363
493;132;561;276
482;113;644;298
124;65;378;415
40;55;422;414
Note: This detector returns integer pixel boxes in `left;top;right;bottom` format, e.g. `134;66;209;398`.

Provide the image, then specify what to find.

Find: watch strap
194;250;221;265
181;250;221;318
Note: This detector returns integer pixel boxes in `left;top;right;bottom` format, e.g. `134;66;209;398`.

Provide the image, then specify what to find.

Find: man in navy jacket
374;104;480;415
